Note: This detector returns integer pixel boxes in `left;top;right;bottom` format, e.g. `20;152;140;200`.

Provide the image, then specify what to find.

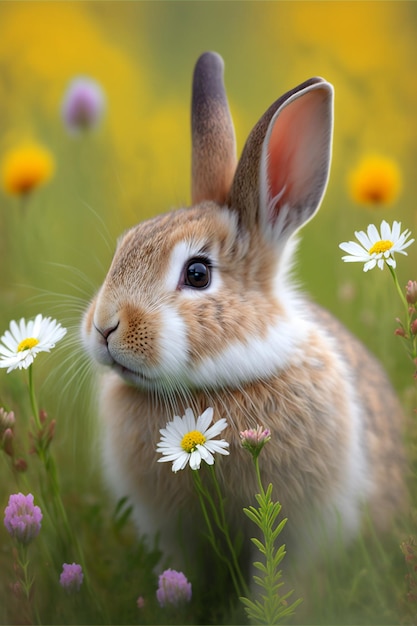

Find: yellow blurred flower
347;155;402;207
1;143;55;196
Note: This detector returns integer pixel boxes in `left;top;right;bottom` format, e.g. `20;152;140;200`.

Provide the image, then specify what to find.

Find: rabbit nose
95;321;119;340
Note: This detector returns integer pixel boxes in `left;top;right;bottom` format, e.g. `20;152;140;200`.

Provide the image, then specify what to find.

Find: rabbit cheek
106;304;189;384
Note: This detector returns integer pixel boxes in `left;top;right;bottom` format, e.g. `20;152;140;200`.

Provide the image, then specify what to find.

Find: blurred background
0;2;416;624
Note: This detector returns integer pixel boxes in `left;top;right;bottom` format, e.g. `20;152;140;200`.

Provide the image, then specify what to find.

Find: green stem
192;470;218;549
26;365;95;605
17;543;42;624
207;464;250;597
387;263;417;360
192;467;249;598
240;454;302;624
28;365;41;431
18;545;32;601
387;264;411;331
253;456;266;499
193;472;242;596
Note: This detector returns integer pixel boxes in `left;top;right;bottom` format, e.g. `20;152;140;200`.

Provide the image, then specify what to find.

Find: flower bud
46;419;56;446
240;425;271;459
406;280;417;305
14;458;28;473
0;408;15;435
2;428;14;457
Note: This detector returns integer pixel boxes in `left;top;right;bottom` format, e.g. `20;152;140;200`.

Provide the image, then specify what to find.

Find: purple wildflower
156;569;192;608
61;77;105;133
59;563;84;593
4;493;42;545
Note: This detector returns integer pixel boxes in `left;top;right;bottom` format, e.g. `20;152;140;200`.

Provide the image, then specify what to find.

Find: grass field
0;2;417;624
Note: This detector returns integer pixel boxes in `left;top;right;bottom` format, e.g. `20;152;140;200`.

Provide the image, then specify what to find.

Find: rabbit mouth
113;362;155;388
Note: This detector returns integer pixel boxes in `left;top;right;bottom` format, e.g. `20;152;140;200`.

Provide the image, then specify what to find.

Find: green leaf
251;536;266;553
253;560;268;574
112;496;133;532
243;506;262;526
272;517;287;537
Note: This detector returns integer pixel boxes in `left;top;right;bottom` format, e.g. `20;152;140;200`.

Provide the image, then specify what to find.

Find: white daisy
0;314;67;373
156;407;229;472
339;220;414;272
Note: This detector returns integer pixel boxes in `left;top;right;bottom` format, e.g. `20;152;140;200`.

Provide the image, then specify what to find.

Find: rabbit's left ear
229;78;333;242
191;51;237;205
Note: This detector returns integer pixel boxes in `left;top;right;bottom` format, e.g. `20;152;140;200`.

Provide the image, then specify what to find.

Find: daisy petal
380;219;391;240
196;407;213;433
204;418;228;441
354;230;372;250
339;241;368;256
189;450;202;470
366;223;380;244
363;259;376;272
172;453;190;473
205;440;230;455
183;408;196;432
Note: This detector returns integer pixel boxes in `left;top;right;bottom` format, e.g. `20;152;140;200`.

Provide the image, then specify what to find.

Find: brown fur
314;305;406;527
95;299;406;561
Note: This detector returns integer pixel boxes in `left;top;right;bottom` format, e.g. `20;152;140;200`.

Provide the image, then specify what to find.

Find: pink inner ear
266;88;328;218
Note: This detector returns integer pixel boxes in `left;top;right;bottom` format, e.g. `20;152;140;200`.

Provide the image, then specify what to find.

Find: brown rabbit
82;51;406;570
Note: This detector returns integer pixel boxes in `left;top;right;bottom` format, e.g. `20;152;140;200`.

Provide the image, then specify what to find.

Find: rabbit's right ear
229;77;333;244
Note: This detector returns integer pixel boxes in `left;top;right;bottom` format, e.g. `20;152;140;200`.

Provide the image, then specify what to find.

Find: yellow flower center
17;337;39;352
181;430;206;453
368;240;393;255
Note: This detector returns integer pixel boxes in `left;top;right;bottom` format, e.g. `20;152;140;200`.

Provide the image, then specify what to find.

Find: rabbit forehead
108;204;240;293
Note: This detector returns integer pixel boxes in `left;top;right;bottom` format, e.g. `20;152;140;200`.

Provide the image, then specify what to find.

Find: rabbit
82;51;406;573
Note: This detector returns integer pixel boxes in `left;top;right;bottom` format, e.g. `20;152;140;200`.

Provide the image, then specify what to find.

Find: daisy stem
192;471;222;551
28;365;41;431
387;263;410;329
192;469;248;598
207;464;250;596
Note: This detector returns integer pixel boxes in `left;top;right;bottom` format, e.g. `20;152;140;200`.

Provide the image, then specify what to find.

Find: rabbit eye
183;258;211;289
